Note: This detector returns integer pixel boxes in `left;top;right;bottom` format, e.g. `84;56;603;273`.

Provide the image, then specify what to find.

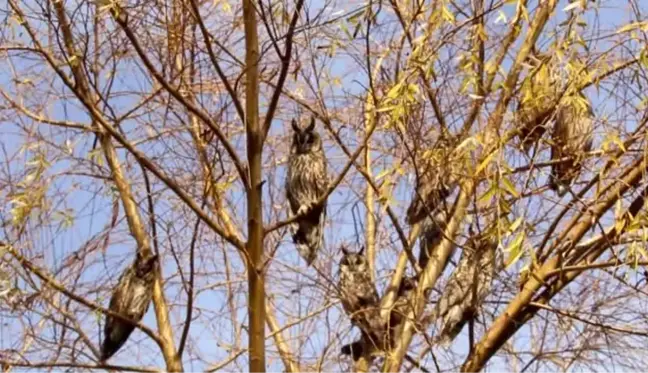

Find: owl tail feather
292;211;326;266
340;340;365;361
292;224;322;266
548;175;570;197
435;306;476;347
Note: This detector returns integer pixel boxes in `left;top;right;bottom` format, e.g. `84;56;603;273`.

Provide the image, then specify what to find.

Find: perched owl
517;49;558;152
101;253;158;361
342;276;419;360
406;146;458;226
340;331;372;361
549;93;594;196
286;117;329;265
418;211;455;274
338;246;385;350
433;236;498;346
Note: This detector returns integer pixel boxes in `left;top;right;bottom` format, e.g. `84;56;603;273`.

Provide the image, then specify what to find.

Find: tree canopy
1;0;648;372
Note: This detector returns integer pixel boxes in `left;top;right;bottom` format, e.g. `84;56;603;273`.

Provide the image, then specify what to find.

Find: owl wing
285;171;300;214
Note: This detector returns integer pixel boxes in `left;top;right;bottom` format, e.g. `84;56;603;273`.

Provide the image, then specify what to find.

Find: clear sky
0;0;646;372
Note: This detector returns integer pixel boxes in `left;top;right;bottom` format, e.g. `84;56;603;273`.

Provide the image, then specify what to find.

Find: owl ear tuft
358;246;365;255
291;119;301;133
341;246;350;256
306;116;316;132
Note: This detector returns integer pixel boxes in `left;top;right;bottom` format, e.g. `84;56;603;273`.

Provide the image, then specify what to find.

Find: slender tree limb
186;0;245;121
261;0;306;141
2;242;164;349
108;4;249;189
461;158;648;371
242;0;266;369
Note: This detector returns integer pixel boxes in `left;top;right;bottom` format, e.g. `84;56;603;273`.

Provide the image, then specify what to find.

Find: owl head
339;246;368;273
291;117;322;154
135;253;158;279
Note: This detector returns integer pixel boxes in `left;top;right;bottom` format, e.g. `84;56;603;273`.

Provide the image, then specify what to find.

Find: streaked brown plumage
517;50;559;152
418;211;455;275
341;276;418;361
101;253;158;361
433;236;498;346
338;246;385;356
286;117;329;265
550;93;594;196
406;143;458;226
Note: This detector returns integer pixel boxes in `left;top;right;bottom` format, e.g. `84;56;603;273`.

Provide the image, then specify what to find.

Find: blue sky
1;0;648;371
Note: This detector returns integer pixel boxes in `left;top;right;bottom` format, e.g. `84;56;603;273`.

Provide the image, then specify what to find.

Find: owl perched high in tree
516;47;559;152
418;211;455;275
406;142;458;226
550;92;594;196
342;276;419;361
338;246;385;356
286;117;328;265
432;235;499;346
101;253;158;361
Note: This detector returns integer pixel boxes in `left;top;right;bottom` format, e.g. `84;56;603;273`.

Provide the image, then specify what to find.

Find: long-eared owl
418;211;456;275
338;246;385;350
550;92;594;196
406;140;459;226
433;235;499;346
286;117;329;265
517;47;559;152
101;253;158;361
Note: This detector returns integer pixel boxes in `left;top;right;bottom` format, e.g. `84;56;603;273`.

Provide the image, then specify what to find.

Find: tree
1;0;648;371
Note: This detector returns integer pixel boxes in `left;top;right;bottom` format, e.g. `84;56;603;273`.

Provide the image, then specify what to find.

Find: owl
406;146;458;226
338;246;385;350
433;236;499;346
549;93;594;196
517;48;558;152
418;211;455;274
101;253;158;361
342;276;419;361
286;117;329;265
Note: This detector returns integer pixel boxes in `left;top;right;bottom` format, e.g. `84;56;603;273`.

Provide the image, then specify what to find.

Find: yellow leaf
505;231;526;269
616;21;647;34
478;184;497;204
441;5;455;24
501;177;520;198
476;150;497;175
387;82;403;99
508;217;523;234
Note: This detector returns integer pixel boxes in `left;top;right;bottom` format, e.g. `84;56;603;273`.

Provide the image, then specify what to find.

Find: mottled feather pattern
286;118;329;265
101;254;157;361
406;168;456;226
418;211;454;273
434;237;498;346
517;53;560;152
338;247;385;352
550;95;594;195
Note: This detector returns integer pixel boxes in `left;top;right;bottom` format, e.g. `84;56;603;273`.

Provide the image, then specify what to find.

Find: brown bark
242;0;265;370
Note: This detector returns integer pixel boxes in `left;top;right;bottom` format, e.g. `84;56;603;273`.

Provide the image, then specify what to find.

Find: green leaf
508;217;523;234
441;5;455;24
476;150;497;175
387;82;404;99
478;184;497;204
505;231;526;269
501;177;520;198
